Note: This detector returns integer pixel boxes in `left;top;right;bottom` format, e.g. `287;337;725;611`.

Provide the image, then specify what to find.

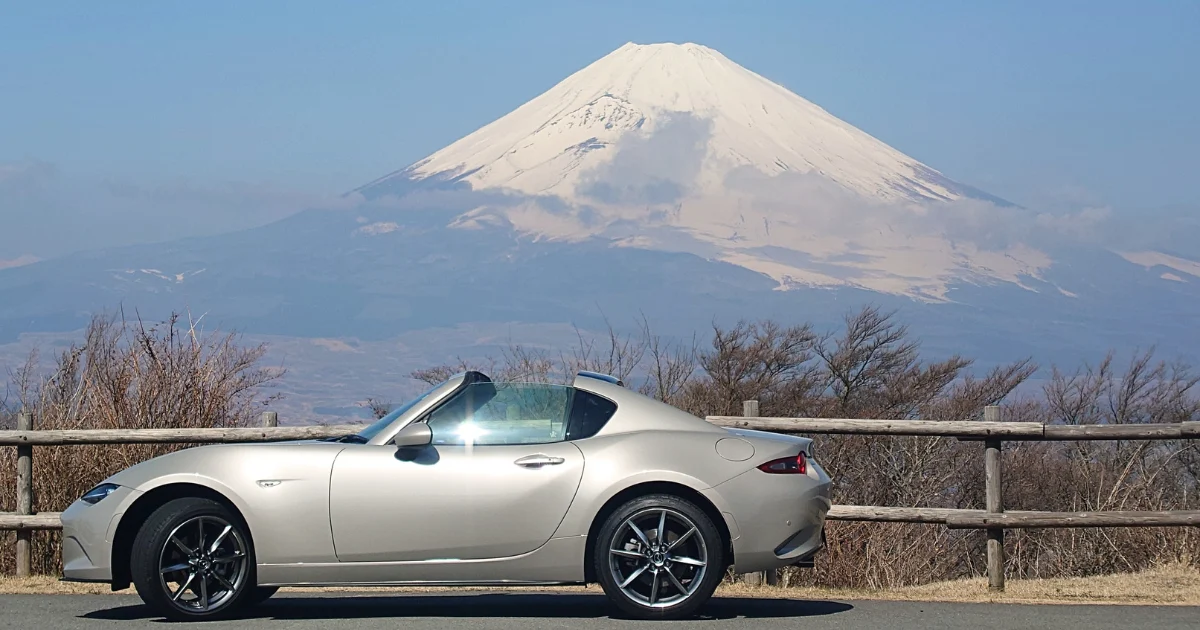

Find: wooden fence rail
3;407;1198;589
5;505;1198;532
706;416;1200;440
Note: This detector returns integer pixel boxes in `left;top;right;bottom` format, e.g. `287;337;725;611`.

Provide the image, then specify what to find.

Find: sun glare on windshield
454;421;487;445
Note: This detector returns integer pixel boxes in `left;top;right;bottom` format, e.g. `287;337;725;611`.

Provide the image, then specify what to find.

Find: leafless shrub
410;356;498;386
6;304;1197;586
404;306;1197;588
0;310;283;575
408;319;653;388
636;316;698;406
409;345;564;386
679;319;819;417
999;350;1200;578
497;343;558;383
362;397;392;419
561;318;646;385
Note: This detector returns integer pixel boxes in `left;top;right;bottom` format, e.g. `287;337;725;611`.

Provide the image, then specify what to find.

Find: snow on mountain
363;42;1002;205
356;42;1054;301
112;268;208;286
1118;251;1200;282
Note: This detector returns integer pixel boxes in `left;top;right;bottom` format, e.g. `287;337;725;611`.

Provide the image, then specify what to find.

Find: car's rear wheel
129;497;255;621
594;494;724;620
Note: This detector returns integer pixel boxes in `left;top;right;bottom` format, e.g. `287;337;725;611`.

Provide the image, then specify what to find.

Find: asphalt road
2;592;1197;630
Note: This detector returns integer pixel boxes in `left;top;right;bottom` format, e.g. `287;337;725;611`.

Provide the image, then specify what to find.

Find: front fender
105;443;346;564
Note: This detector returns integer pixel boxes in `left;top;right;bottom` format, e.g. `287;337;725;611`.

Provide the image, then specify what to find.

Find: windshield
354;382;443;441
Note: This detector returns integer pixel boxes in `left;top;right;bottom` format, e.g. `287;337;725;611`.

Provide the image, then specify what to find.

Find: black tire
593;493;724;620
129;497;257;621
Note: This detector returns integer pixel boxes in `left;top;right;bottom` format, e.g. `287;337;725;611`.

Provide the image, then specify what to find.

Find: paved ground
1;592;1197;629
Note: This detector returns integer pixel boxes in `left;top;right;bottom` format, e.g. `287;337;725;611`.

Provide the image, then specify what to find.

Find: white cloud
0;255;40;270
1034;206;1112;240
353;221;400;236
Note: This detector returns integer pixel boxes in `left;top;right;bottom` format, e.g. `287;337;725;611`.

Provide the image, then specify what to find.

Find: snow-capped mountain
355;42;1048;301
3;42;1199;416
361;42;1003;206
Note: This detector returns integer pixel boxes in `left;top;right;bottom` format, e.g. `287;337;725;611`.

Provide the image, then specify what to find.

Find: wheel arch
582;480;733;584
109;482;252;591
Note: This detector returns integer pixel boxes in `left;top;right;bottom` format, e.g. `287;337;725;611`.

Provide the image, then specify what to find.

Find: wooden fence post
15;411;33;577
983;405;1004;591
260;411;278;428
739;401;772;586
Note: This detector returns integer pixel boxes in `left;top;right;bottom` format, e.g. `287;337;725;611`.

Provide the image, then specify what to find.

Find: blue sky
1;0;1197;254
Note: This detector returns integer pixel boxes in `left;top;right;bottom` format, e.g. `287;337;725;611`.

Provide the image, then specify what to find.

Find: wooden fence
3;406;1199;589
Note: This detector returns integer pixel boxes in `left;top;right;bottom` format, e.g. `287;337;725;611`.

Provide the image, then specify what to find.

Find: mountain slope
355;42;1047;301
3;41;1199;418
358;42;1006;206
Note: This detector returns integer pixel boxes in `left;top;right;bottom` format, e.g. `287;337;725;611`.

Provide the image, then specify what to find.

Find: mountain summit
3;43;1198;415
357;42;1041;300
359;42;1005;207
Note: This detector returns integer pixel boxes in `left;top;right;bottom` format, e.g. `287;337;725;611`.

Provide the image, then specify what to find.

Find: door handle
514;454;565;467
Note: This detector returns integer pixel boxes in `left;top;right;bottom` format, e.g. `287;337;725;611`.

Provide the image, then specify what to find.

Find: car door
328;382;586;563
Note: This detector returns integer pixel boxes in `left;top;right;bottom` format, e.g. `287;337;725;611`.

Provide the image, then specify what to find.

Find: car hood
102;440;348;490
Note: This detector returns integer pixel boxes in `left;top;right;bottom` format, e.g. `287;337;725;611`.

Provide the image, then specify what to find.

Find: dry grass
0;576;114;595
3;563;1197;605
755;561;1200;606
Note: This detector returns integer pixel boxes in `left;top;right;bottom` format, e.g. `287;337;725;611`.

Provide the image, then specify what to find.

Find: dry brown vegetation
413;307;1200;588
2;306;1198;592
0;310;284;575
730;561;1200;605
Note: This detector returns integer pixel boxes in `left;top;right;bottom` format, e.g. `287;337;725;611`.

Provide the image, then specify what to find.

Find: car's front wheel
594;494;725;620
129;497;255;621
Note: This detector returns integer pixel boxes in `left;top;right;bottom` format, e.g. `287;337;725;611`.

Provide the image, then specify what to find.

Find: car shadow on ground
82;593;854;622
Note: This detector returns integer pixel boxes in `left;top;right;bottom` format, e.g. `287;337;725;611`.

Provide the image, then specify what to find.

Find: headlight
80;483;120;505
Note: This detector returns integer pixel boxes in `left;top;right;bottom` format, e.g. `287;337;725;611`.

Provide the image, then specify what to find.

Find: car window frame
417;381;579;447
563;388;619;441
367;372;482;446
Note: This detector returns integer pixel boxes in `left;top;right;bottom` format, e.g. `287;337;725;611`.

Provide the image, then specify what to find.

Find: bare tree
363;397;393;419
410;356;499;385
10;305;1197;585
1;309;284;574
683;319;819;417
497;343;557;383
562;318;648;384
637;316;698;405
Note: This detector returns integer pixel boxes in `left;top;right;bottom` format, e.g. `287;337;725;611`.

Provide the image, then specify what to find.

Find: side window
425;382;573;446
565;390;618;441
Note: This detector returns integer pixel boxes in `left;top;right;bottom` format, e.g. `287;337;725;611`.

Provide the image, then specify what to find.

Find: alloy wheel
607;507;709;608
157;515;249;614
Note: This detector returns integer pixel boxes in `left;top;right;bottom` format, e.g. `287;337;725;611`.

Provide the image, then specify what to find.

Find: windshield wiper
323;434;369;444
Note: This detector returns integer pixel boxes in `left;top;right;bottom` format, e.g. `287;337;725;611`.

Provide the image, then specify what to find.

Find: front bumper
59;485;139;583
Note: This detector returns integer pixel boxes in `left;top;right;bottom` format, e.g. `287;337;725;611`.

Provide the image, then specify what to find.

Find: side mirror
392;423;433;448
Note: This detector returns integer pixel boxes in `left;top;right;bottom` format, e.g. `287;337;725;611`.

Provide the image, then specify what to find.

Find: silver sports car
61;370;831;620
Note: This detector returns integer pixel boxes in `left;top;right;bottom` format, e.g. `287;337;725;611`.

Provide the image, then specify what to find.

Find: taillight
757;452;806;474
